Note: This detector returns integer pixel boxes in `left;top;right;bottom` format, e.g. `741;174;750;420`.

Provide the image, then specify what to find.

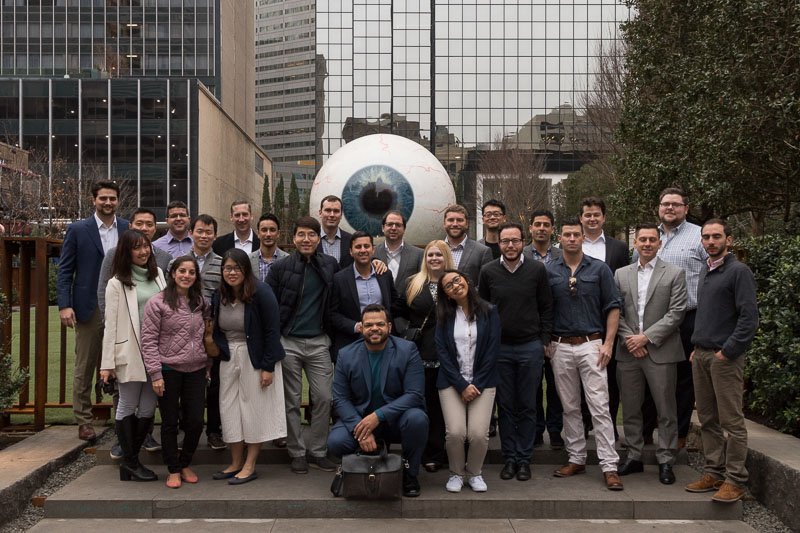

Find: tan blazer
614;257;688;364
101;270;166;382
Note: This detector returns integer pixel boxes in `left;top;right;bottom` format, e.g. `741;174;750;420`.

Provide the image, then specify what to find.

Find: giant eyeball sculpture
309;134;456;246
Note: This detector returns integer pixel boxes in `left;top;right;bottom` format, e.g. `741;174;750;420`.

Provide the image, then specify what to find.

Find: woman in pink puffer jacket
141;255;212;489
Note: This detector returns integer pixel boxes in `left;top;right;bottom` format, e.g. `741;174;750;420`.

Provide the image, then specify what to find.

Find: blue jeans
496;339;544;464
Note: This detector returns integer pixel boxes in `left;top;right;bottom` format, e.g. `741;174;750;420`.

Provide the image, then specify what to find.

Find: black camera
95;376;117;397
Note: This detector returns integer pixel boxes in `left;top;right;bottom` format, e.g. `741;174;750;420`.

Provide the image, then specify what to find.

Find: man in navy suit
318;195;353;269
57;181;129;440
327;304;428;498
330;232;398;362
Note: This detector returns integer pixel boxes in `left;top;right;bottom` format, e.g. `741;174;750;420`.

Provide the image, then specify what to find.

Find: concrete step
44;464;740;521
95;427;688;466
30;518;757;533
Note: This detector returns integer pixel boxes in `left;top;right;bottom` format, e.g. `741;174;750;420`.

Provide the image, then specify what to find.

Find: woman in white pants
210;249;286;485
434;269;500;493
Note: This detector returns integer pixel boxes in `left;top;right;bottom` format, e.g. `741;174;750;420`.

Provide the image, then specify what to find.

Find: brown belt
551;333;603;345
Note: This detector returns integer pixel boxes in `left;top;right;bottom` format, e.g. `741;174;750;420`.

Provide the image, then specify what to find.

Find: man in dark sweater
685;219;758;503
479;222;553;482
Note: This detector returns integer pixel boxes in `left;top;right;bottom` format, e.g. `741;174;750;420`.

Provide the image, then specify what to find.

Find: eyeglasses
569;277;578;296
659;202;686;209
499;238;522;246
443;275;464;291
483;211;504;219
383;222;404;228
167;213;189;219
222;265;242;273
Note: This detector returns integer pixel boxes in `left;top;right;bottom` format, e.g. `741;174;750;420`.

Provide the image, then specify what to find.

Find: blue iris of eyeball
310;134;456;246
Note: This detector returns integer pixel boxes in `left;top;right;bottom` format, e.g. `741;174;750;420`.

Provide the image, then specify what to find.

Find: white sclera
310;134;456;246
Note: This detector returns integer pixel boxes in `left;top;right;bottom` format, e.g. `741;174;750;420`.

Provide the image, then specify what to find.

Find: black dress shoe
533;433;544;448
403;472;421;497
618;458;644;476
658;463;676;485
549;432;565;450
423;462;441;473
500;461;519;480
488;425;497;438
516;463;532;481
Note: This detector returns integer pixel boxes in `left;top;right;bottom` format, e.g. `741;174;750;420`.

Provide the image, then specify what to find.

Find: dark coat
395;280;438;361
605;236;630;274
435;306;500;393
57;215;129;322
317;228;354;269
266;249;339;337
330;266;399;362
212;231;260;256
333;336;426;433
211;280;285;372
373;241;424;293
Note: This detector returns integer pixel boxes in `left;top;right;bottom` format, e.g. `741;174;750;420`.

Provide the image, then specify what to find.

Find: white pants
439;386;496;477
219;340;287;444
550;339;619;472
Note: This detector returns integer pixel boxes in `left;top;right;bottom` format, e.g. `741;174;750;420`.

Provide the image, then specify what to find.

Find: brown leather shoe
604;471;624;490
553;462;586;477
78;424;96;441
712;482;745;503
273;438;287;448
685;473;724;493
677;437;686;449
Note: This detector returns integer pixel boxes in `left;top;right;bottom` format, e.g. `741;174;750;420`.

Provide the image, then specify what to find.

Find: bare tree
477;135;550;229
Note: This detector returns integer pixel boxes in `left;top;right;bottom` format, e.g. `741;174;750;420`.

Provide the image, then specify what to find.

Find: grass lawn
8;307;623;428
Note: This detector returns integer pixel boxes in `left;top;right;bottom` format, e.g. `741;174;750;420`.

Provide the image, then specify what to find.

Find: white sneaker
468;475;488;492
446;474;464;493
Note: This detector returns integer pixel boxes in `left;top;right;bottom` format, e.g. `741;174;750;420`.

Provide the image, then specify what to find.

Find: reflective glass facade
0;77;194;219
315;0;630;179
0;1;217;92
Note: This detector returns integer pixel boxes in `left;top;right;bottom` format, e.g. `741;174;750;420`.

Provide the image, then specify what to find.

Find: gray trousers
73;307;103;425
617;356;678;464
115;376;158;420
281;334;333;459
692;347;748;487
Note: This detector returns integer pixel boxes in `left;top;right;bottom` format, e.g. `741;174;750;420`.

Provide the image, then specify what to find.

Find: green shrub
744;235;800;435
0;294;29;411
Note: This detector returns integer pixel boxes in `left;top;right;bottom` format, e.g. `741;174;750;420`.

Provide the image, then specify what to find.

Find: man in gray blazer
373;210;423;294
614;223;688;485
249;213;289;282
443;204;493;285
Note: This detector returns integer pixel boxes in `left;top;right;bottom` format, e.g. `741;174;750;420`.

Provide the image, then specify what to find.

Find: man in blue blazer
327;304;428;497
330;232;399;362
57;181;129;440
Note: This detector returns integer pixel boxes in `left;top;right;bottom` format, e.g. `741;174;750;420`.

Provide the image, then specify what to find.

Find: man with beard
58;180;129;440
374;210;423;293
685;219;758;503
327;304;428;498
443;205;493;286
212;200;260;254
153;201;193;258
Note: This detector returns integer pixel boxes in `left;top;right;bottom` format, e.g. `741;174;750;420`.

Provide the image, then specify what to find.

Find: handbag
402;305;433;344
203;319;220;358
330;443;405;500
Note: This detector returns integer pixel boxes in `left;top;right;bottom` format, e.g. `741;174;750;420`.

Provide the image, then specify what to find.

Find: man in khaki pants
686;218;758;503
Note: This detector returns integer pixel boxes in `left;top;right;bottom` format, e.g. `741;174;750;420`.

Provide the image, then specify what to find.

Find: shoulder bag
330;444;405;500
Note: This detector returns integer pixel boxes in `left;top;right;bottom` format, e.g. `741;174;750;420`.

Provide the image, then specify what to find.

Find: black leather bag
330;445;404;500
401;307;433;345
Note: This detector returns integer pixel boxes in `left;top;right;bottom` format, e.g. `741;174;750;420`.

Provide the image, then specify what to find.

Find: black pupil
360;180;395;215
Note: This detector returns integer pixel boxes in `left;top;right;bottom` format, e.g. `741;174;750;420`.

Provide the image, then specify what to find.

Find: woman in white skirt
210;248;286;485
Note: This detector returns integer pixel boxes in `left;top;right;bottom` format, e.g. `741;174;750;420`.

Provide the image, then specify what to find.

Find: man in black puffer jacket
267;216;339;475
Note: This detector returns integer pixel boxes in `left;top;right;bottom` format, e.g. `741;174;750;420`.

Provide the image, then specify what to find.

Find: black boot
133;416;158;480
116;415;158;482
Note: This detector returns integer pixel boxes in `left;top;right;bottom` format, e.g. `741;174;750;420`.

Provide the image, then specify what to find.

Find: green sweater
132;265;161;323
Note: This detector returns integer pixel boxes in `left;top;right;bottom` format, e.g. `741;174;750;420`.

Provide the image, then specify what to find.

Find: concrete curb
0;425;110;527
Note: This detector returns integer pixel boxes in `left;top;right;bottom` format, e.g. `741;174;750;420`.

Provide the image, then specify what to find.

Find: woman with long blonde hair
397;240;455;473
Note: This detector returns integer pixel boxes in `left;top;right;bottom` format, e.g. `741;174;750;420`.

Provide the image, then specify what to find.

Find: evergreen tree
288;175;300;226
261;176;272;214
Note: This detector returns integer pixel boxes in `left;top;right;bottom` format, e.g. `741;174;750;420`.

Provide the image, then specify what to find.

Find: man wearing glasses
373;210;422;293
153;201;193;258
478;199;507;260
266;216;339;475
478;222;553;482
547;217;623;491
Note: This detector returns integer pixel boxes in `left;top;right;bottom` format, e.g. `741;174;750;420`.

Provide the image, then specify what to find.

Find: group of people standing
57;184;758;503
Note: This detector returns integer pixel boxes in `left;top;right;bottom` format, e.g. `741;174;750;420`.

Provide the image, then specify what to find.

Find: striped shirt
657;220;707;310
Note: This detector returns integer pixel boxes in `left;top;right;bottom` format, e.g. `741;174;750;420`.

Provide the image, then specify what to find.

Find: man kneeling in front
327;304;429;497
